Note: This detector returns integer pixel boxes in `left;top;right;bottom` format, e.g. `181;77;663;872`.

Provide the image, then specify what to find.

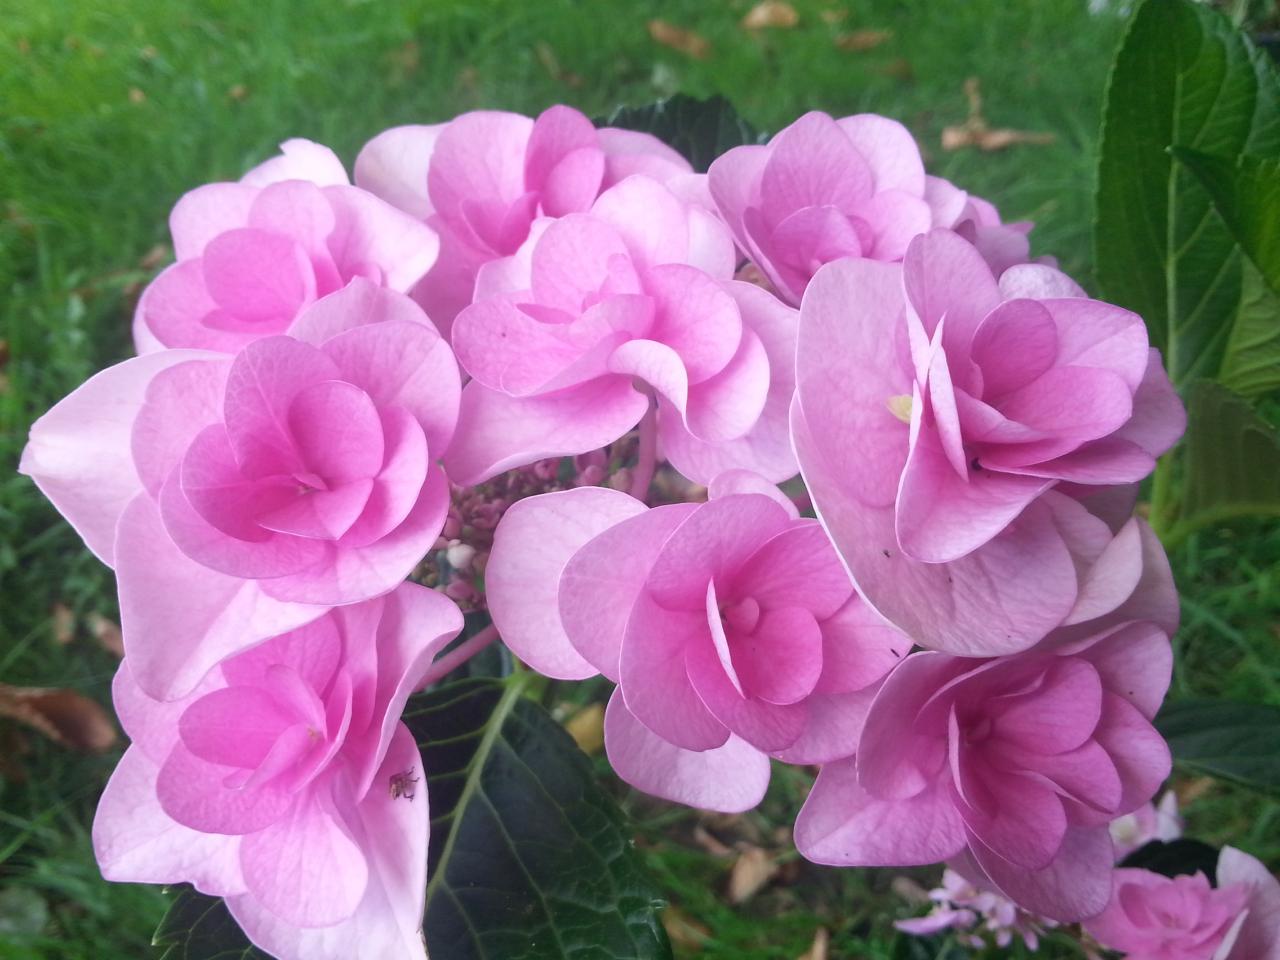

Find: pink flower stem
628;401;658;502
419;623;500;688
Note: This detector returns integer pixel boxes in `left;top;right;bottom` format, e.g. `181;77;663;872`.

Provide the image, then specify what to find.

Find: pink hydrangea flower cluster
20;103;1268;959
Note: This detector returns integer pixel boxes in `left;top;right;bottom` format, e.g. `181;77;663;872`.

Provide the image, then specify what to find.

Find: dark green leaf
1173;147;1280;295
152;886;268;960
1220;260;1280;398
600;95;759;172
407;677;671;960
1120;839;1221;882
1156;698;1280;791
1094;0;1280;388
1172;380;1280;539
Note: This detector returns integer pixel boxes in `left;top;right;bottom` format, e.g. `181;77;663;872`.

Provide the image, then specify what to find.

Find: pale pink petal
1112;349;1185;458
1217;846;1280;960
707;469;799;518
813;599;908;695
93;747;247;896
684;631;808;751
443;378;648;486
728;521;852;620
322;185;440;294
428;111;532;228
354;124;444;220
857;190;933;261
115;495;326;700
903;229;1001;356
683;326;769;443
644;263;742;383
488;487;646;680
772;686;880;765
598;127;692;187
156;741;295;835
242;138;349;188
998;263;1087;300
1042;298;1149;391
560;503;699;681
132;357;231;497
590;175;691;270
795;758;967;866
835;114;926;194
760;112;874;224
170;183;259;260
1070;621;1173;721
19;349;218;564
604;689;769;813
201;228;315;324
238;792;368;927
138;260;250;352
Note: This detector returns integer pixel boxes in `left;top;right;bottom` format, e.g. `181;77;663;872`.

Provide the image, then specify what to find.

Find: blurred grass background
1;1;1277;958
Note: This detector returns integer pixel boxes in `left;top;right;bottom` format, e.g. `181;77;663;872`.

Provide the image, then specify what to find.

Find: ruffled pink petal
1112;349;1185;458
178;685;298;769
115;495;326;700
727;521;852;620
238;791;368;928
488;487;646;680
260;462;448;604
772;687;880;765
221;615;342;696
156;740;295;835
1070;621;1173;721
93;746;247;896
856;190;933;261
1042;298;1149;391
427;111;533;228
354;124;443;221
660;281;799;483
760;112;874;225
597;127;693;187
990;659;1103;755
533;146;605;218
529;213;639;313
959;759;1068;871
903;229;1001;358
619;593;729;752
970;298;1059;398
443;378;647;486
559;503;698;682
169;183;259;260
834;114;926;194
201;228;316;325
336;408;429;548
795;758;967;866
969;824;1114;922
1092;692;1171;815
644;263;742;383
707;469;799;518
322;184;440;294
604;689;769;813
591;175;692;271
138;260;250;352
229;726;429;960
813;599;908;695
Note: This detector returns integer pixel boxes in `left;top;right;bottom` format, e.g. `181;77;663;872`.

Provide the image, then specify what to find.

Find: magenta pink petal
855;190;933;261
178;685;298;769
795;758;967;866
959;762;1068;870
1092;692;1172;814
729;522;852;620
541;146;606;219
590;175;692;270
990;659;1103;755
903;229;1001;355
707;469;799;518
260;461;448;604
684;630;808;751
201;228;315;325
760;112;874;225
222;336;341;477
597;127;692;186
772;687;879;765
529;214;639;312
683;327;769;443
258;479;374;541
559;503;698;682
644;263;742;383
157;741;294;835
427;111;533;228
813;599;908;695
288;379;384;483
970;299;1059;398
731;606;824;706
1112;349;1186;458
336;408;429;548
524;105;596;189
1042;298;1149;391
139;260;249;352
488;487;646;680
603;689;770;813
221;615;342;694
1071;621;1173;719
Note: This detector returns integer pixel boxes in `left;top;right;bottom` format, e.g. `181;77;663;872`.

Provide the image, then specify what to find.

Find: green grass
0;1;1275;958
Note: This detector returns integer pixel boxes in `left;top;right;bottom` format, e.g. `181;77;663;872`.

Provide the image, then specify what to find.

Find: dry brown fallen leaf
128;87;146;104
227;83;249;102
797;927;830;960
692;823;735;858
819;9;847;25
535;41;583;88
648;19;711;60
742;1;799;30
88;613;125;657
727;844;780;904
0;684;117;753
661;905;711;952
51;603;75;646
835;28;893;52
942;77;1056;153
563;702;604;754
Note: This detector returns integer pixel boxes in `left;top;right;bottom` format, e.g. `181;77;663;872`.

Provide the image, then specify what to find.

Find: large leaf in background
152;886;267;960
1157;698;1280;792
407;677;671;960
1094;0;1280;388
1172;148;1280;398
1173;380;1280;539
601;94;759;172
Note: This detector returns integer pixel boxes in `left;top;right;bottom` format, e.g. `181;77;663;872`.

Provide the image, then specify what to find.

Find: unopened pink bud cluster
20;103;1279;960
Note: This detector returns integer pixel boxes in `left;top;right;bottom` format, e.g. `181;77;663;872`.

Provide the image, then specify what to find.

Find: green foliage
1119;839;1221;881
1173;380;1280;542
406;677;671;960
602;94;759;171
1157;699;1280;792
1095;0;1280;388
152;888;267;960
